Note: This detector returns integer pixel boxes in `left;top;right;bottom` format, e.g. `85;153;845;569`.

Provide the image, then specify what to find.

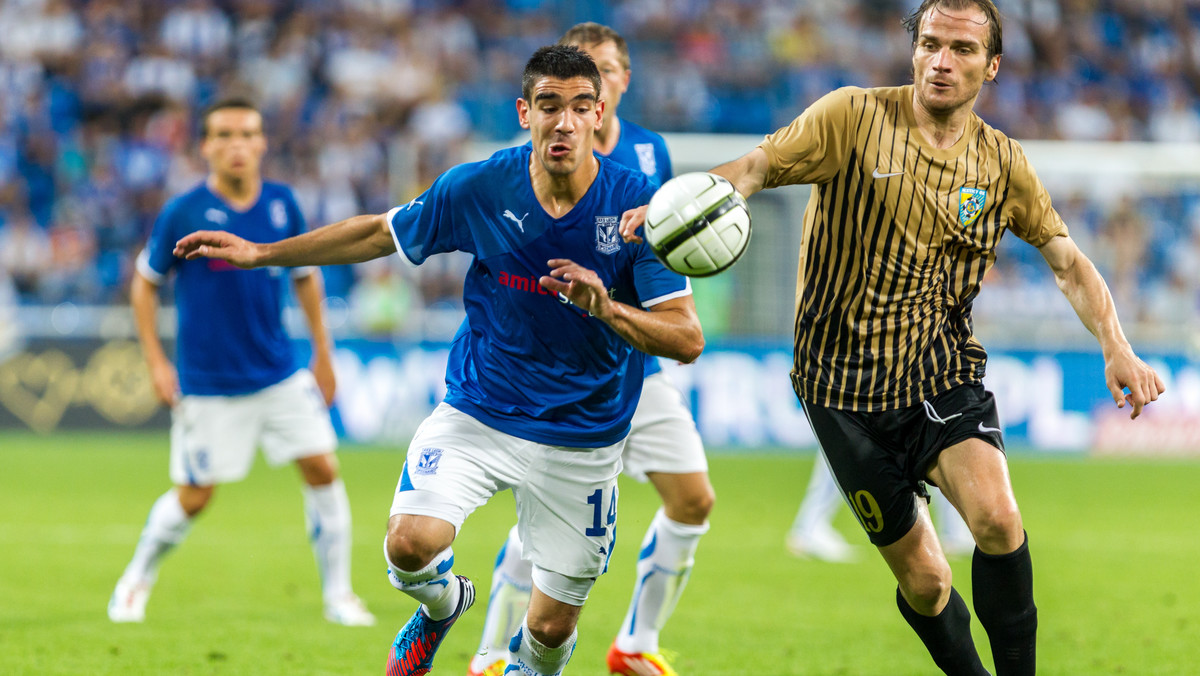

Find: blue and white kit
386;144;691;578
137;182;335;485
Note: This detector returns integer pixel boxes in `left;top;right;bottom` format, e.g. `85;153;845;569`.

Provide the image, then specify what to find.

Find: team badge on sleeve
270;200;288;229
957;187;987;227
595;215;621;254
634;143;657;177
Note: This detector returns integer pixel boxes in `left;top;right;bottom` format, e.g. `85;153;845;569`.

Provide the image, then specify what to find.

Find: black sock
973;532;1037;676
896;586;990;675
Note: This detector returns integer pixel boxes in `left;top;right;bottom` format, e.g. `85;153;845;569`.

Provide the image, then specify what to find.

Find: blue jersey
387;144;691;447
138;181;308;396
599;118;674;378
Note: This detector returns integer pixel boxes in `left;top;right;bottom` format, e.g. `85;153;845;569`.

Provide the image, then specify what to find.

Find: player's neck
911;94;976;150
529;155;599;219
594;116;621;156
208;173;262;211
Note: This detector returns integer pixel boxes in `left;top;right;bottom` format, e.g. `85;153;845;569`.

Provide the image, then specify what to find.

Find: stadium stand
1;0;1198;342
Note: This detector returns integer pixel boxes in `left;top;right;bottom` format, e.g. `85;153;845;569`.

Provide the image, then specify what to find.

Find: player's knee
384;521;440;571
176;485;213;517
296;453;338;486
524;613;577;649
900;565;953;614
969;504;1023;553
671;484;715;524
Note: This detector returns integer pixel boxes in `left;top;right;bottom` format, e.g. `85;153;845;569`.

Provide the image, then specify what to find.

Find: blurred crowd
1;0;1199;338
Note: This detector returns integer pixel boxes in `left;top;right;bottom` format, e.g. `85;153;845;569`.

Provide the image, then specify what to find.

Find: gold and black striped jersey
759;84;1067;411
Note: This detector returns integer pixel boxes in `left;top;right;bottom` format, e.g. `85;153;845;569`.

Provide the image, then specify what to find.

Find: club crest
634;143;658;177
595;215;620;254
270;199;289;229
958;187;986;227
414;448;443;475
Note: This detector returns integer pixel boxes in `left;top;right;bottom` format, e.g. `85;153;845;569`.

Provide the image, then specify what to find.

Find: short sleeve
657;138;674;184
137;200;183;284
631;242;692;308
1006;142;1069;247
386;170;472;265
759;87;857;188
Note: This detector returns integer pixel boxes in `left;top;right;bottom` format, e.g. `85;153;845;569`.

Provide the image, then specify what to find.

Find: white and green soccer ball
644;172;752;277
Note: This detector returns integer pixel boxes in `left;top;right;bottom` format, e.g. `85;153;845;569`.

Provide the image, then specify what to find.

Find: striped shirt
759;84;1067;411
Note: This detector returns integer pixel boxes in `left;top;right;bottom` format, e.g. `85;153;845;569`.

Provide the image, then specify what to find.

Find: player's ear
594;100;605;129
516;98;531;129
985;54;1001;82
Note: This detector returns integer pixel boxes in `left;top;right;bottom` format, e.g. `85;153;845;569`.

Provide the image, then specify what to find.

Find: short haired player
468;22;713;676
108;98;375;627
621;2;1163;673
175;46;704;676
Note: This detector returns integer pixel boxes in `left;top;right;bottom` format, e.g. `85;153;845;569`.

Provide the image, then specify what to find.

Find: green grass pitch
2;431;1198;675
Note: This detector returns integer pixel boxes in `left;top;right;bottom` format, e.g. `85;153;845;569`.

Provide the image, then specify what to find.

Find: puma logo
503;210;529;232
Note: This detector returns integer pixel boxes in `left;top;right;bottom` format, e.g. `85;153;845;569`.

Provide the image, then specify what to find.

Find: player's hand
311;353;336;407
174;230;262;268
1104;349;1165;419
620;205;648;243
148;359;180;407
539;259;612;319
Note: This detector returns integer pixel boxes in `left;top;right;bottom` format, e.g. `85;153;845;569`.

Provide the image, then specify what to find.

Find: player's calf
972;533;1036;676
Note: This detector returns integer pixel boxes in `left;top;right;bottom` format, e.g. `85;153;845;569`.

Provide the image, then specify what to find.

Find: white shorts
169;369;337;486
623;371;708;482
389;403;623;579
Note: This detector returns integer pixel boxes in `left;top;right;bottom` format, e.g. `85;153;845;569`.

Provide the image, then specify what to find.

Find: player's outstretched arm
709;146;770;200
619;147;771;244
1039;234;1165;418
539;258;704;363
174;214;396;268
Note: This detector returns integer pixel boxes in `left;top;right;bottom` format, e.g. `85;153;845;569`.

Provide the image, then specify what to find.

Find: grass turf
1;431;1197;675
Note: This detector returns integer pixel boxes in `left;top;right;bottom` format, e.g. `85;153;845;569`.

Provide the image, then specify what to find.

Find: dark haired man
175;47;703;676
469;23;712;676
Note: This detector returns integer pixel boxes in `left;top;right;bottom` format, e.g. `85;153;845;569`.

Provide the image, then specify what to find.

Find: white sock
386;545;460;621
303;479;353;602
471;525;532;670
790;453;843;536
509;618;576;676
615;508;709;654
121;489;191;583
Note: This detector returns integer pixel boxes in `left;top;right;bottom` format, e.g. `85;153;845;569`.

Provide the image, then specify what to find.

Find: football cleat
386;575;476;676
606;642;679;676
107;576;153;623
324;593;377;627
785;523;858;563
466;658;507;676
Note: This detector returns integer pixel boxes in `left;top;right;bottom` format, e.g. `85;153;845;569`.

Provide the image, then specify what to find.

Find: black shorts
801;383;1004;547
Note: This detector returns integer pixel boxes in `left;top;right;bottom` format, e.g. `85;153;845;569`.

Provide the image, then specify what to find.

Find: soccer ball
644;172;752;277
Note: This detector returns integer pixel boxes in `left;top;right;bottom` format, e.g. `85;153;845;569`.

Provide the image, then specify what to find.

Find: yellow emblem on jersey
958;187;986;227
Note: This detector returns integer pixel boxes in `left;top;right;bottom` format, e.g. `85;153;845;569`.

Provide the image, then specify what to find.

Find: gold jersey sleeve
759;85;1069;411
